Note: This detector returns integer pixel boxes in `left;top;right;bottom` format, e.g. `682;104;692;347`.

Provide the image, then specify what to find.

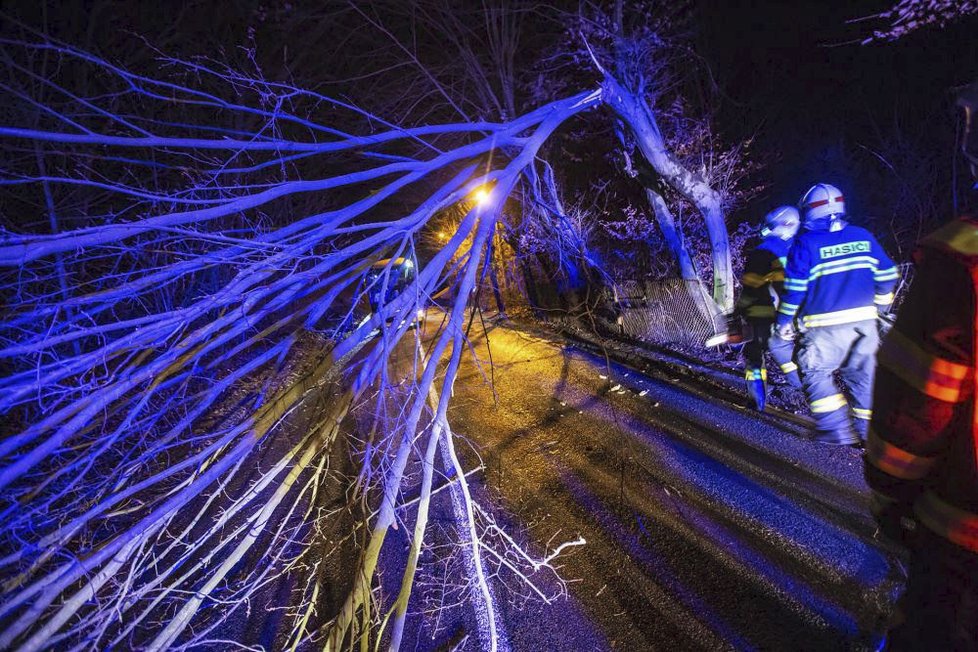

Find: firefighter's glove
775;322;796;341
870;493;917;548
877;313;896;337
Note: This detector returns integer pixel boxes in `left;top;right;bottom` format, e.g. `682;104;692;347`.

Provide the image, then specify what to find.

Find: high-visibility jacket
736;235;791;320
775;223;898;329
866;217;978;554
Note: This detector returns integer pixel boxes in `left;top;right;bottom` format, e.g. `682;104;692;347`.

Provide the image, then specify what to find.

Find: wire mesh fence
509;273;725;349
607;279;726;348
492;256;914;352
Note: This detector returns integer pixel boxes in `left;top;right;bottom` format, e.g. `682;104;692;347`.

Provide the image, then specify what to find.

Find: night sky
700;0;978;225
4;0;978;239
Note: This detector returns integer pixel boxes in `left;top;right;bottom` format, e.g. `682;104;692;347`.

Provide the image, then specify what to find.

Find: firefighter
775;183;899;445
864;81;978;651
736;205;802;410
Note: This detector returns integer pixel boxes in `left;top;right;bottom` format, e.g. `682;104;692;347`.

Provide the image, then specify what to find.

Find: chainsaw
705;313;753;348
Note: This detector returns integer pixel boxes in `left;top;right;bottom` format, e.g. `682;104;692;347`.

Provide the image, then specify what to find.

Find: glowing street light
472;187;491;206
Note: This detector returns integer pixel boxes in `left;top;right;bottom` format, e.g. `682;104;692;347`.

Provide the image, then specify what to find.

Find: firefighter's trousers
744;319;801;410
886;528;978;651
796;319;878;444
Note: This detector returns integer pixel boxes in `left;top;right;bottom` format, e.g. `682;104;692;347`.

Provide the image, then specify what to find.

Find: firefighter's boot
781;362;802;388
745;368;767;411
808;392;859;445
803;360;859;444
852;408;871;441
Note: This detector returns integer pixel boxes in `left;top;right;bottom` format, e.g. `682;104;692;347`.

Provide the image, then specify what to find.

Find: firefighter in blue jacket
736;206;803;410
775;184;899;445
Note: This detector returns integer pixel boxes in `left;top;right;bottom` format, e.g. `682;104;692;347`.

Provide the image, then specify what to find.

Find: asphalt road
440;318;903;651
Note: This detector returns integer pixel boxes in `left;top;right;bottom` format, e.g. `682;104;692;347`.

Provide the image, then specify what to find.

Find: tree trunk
489;258;507;316
603;75;733;310
485;238;507;316
645;188;697;281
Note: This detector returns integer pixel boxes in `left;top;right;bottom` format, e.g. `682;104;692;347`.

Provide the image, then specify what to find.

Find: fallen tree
0;20;729;649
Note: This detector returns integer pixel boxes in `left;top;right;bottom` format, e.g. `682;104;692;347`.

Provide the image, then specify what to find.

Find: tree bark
603;75;733;310
489;249;507;316
645;188;697;281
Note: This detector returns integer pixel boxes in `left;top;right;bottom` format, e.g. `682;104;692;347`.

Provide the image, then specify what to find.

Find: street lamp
472;187;491;206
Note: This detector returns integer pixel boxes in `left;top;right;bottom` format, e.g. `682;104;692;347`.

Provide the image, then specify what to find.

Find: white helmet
799;183;846;224
761;205;800;240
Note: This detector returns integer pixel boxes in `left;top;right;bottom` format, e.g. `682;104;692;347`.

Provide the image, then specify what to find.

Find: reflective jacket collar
920;216;978;264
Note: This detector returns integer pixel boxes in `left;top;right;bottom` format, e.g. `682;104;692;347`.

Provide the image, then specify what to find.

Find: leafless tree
856;0;978;42
0;29;596;648
0;2;757;647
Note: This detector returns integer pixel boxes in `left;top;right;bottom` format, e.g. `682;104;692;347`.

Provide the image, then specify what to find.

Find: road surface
433;318;902;651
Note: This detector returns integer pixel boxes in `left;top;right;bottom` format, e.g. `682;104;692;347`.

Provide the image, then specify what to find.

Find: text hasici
819;241;870;260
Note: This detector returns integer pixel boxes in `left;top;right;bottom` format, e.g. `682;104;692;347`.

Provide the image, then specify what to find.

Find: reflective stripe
778;302;799;316
745;305;775;318
780;361;798;374
916;491;978;553
743;269;784;288
851;407;872;420
972;262;978;478
874;292;894;305
808;256;877;280
802;306;878;328
810;393;847;413
805;195;844;209
874;266;900;281
877;327;972;403
866;428;938;480
866;432;937;480
742;272;768;288
745;368;768;381
784;278;808;291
